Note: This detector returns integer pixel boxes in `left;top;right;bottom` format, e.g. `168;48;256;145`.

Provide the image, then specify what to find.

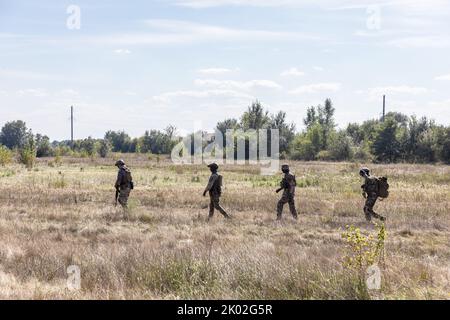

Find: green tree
439;127;450;163
104;131;132;153
270;111;296;154
372;118;401;163
35;134;54;157
98;139;111;158
328;131;354;161
80;137;97;156
0;120;29;149
19;134;37;169
240;100;270;130
303;106;317;129
318;98;335;149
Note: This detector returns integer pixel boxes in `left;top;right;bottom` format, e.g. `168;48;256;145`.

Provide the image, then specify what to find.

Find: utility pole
382;95;386;122
71;106;74;148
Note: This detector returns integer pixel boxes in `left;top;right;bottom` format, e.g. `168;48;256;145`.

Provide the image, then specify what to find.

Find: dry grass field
0;155;449;300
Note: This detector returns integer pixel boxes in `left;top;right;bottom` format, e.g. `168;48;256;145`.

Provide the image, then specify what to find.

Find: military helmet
115;159;125;167
359;167;370;177
207;163;219;171
281;164;290;173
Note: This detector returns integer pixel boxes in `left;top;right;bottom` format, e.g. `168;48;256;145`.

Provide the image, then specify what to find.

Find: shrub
19;138;37;169
0;145;13;166
341;223;386;289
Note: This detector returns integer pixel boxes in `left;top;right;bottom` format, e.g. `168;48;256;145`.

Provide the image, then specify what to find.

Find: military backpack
376;176;389;198
211;174;223;195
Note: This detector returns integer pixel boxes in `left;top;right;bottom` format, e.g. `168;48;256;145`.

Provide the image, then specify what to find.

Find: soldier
202;163;230;221
115;159;133;209
276;164;298;220
360;167;386;222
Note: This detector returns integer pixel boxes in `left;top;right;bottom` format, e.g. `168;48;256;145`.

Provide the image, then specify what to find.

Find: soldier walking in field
276;164;298;220
115;159;134;209
203;163;230;221
360;167;388;222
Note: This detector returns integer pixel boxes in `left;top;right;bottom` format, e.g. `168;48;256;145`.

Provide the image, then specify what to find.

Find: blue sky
0;0;449;140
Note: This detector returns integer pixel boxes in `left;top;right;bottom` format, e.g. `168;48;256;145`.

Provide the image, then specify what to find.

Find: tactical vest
120;167;133;187
281;173;296;192
211;174;222;195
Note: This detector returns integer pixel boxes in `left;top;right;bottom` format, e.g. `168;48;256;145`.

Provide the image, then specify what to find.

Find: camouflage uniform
277;168;298;220
115;163;133;209
204;164;230;220
361;175;385;221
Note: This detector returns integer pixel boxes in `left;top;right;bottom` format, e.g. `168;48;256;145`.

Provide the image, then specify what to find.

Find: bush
0;145;13;166
98;140;111;158
317;150;332;161
328;132;354;161
19;145;36;169
290;135;316;161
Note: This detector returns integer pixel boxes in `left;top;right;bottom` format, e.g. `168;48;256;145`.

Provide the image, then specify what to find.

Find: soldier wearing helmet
276;164;298;220
203;163;230;221
115;159;134;209
360;167;385;222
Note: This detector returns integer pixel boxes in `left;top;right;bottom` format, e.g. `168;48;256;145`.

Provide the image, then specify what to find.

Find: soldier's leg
363;196;374;221
213;196;230;219
208;196;215;219
288;195;298;219
118;188;130;209
364;194;385;221
277;194;288;220
368;196;385;221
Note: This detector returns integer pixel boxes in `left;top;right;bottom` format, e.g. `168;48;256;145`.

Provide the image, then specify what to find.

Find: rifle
276;179;289;193
115;188;120;207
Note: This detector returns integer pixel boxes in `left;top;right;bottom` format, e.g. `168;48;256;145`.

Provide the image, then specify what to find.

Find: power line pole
382;95;386;122
71;106;74;148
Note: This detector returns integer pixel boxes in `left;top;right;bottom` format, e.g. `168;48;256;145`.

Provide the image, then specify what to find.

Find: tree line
1;99;449;167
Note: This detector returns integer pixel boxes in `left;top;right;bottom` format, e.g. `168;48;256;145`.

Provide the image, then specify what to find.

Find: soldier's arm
287;175;296;194
115;171;122;189
361;184;367;198
203;175;218;195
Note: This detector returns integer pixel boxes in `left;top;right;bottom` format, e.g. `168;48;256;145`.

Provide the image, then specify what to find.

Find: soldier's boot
276;201;284;220
364;206;372;222
208;202;215;221
216;205;231;219
372;212;386;221
288;201;298;220
212;197;230;219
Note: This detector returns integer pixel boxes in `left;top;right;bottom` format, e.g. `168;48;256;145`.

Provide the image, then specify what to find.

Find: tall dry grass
0;155;449;299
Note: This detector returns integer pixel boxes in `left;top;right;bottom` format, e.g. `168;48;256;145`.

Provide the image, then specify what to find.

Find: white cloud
387;36;450;48
114;49;131;54
367;85;429;96
280;68;305;77
435;74;450;81
197;68;239;75
16;89;48;97
57;89;79;96
172;0;450;10
0;68;59;81
313;66;324;72
152;89;252;104
195;79;283;91
289;82;341;94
